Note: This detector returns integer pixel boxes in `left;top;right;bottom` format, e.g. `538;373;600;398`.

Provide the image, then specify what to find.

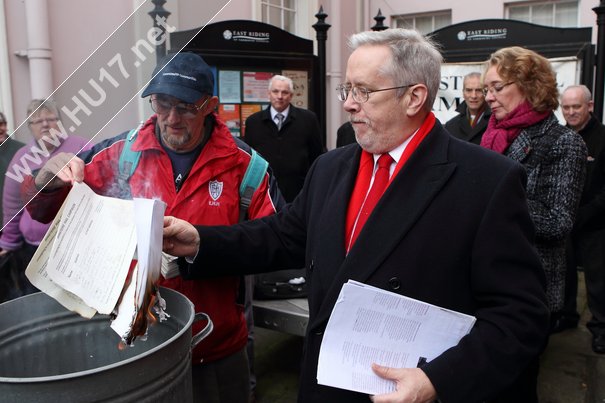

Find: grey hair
27;99;62;123
347;28;443;111
562;84;592;103
269;75;294;93
463;72;482;87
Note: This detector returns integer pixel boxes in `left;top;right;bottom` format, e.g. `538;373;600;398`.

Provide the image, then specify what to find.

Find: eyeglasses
336;84;416;103
150;96;208;119
29;117;59;125
482;82;515;97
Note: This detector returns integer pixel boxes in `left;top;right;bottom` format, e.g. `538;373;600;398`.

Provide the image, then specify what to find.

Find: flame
117;281;159;349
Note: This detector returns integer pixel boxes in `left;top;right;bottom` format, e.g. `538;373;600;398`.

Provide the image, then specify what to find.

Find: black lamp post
593;0;605;121
149;0;171;64
313;6;331;146
371;9;388;31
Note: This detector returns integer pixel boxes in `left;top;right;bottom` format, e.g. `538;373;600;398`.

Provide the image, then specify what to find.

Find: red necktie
347;153;393;251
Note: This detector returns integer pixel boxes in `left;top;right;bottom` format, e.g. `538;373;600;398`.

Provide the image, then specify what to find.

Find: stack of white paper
317;280;476;395
26;182;167;344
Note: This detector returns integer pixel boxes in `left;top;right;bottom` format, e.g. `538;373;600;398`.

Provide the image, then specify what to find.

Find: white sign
433;57;582;125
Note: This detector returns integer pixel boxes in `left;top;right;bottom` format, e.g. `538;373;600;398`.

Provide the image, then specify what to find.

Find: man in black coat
559;85;605;353
244;75;324;202
444;72;491;145
163;29;549;403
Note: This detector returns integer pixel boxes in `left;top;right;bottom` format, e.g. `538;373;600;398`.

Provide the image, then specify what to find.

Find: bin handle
191;312;213;349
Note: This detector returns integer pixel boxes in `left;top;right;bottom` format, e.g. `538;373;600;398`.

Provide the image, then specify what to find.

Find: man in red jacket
23;52;284;403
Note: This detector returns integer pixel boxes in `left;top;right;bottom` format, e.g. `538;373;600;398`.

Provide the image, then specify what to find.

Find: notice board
170;20;318;139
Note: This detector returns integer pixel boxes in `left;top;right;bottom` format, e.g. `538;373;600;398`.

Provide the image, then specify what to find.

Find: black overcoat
190;120;550;403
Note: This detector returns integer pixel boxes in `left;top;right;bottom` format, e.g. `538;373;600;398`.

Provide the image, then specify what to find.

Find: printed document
46;182;137;314
25;200;97;318
317;280;475;395
26;182;167;342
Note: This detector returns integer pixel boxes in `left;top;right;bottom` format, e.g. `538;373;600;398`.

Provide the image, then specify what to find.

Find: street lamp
593;0;605;120
313;6;331;147
149;0;171;64
371;9;388;31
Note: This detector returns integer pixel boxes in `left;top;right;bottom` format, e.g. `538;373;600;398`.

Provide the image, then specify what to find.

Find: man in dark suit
244;75;324;202
445;72;491;145
163;29;549;403
559;85;605;353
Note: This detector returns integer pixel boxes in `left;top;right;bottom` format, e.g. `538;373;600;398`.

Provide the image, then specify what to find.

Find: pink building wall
1;0;602;148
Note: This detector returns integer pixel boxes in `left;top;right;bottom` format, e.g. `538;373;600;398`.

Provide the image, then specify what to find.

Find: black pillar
312;6;331;147
593;1;605;121
149;0;171;64
371;9;388;31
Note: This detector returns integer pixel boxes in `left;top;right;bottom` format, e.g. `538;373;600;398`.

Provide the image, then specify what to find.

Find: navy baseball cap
141;52;214;104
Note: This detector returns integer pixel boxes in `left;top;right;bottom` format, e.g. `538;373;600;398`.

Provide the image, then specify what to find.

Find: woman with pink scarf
481;46;586;402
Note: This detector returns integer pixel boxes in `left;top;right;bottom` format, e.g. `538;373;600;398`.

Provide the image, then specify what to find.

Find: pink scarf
480;101;550;154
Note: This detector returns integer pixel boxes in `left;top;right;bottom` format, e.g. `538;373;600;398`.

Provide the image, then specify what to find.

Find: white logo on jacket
209;180;223;206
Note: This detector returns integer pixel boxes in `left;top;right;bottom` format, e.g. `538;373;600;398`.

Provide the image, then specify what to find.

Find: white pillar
0;0;15;127
24;0;53;99
326;0;343;150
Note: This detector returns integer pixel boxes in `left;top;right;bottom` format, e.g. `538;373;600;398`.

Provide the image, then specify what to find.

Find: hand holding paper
317;280;475;396
162;216;200;259
26;182;168;345
370;365;437;403
34;152;85;190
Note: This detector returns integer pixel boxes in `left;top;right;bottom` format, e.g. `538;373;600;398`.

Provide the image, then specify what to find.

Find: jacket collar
505;112;557;163
577;113;599;136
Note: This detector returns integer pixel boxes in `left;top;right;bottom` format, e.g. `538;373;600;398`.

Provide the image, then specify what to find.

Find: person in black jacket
244;75;324;202
445;72;491;144
558;85;605;354
163;29;549;403
336;121;356;147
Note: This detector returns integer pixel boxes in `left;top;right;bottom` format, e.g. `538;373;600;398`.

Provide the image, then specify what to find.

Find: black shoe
550;315;579;334
592;335;605;354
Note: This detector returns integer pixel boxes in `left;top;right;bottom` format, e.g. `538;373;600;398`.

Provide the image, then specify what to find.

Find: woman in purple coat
0;99;89;301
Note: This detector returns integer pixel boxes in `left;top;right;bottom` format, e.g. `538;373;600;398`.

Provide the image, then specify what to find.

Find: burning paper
26;182;167;345
111;197;168;344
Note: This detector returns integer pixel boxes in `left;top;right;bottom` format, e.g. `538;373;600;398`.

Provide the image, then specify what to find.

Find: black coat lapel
309;146;361;298
311;125;457;328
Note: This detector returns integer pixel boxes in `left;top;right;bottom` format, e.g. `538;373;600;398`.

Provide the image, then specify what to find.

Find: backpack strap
238;149;269;222
118;128;142;180
117;126;143;198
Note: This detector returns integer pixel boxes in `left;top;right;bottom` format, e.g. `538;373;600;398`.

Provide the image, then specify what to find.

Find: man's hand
370;365;437;403
163;216;200;260
35;153;85;190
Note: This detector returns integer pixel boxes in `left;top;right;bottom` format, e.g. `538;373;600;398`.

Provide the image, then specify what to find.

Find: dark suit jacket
187;120;549;403
336;121;356;147
573;114;605;231
444;101;491;145
244;105;324;202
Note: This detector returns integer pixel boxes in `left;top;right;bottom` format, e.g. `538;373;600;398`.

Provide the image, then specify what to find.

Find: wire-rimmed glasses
336;84;416;103
150;96;208;119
